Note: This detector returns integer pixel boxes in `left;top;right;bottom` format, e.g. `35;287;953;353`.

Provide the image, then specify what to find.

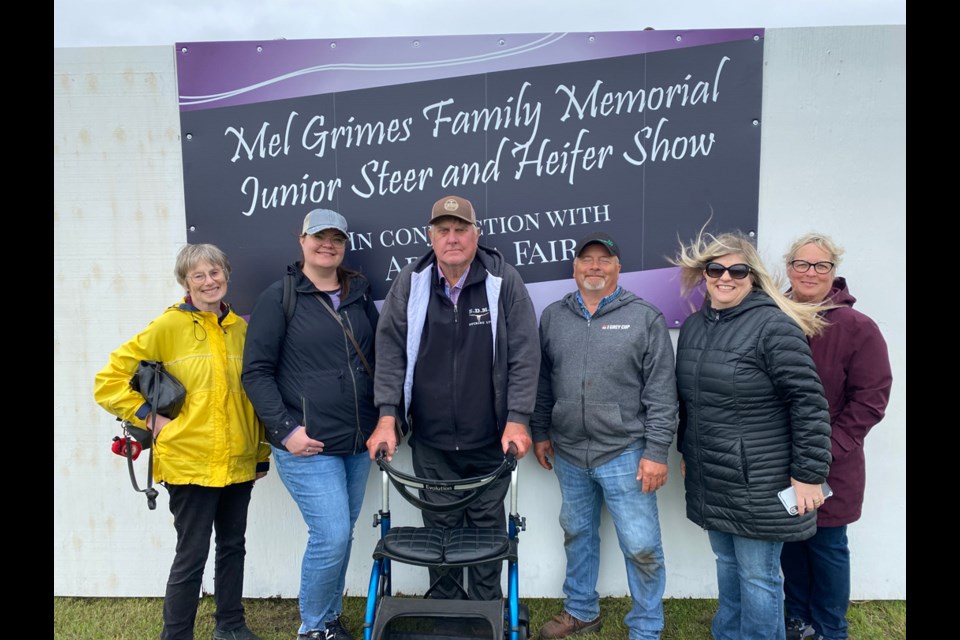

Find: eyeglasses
577;255;617;266
188;268;223;284
704;262;752;279
310;233;347;246
788;260;835;274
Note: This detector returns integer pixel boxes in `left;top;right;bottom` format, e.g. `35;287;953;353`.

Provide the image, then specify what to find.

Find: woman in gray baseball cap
242;209;380;640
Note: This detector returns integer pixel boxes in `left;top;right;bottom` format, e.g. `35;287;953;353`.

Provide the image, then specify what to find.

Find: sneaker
323;615;354;640
212;624;262;640
785;618;815;640
539;610;601;639
296;622;353;640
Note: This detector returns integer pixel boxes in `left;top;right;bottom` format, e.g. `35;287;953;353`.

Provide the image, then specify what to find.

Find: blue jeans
781;525;850;640
707;530;785;640
273;447;370;634
553;449;665;640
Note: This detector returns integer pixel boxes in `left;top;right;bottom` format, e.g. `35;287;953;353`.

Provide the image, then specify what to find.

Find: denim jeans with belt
273;447;370;635
553;448;666;640
781;525;851;640
707;529;786;640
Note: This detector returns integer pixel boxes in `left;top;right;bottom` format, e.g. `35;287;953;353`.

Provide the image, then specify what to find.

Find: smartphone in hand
778;482;833;516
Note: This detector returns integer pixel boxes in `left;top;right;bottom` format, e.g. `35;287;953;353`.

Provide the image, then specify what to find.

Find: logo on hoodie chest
468;307;491;327
600;323;631;330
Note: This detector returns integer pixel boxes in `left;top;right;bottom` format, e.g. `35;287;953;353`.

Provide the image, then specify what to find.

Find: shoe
539;610;601;639
323;615;354;640
785;618;816;640
212;624;262;640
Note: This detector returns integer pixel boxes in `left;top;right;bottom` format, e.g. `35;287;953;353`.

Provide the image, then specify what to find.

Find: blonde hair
174;244;231;290
783;232;845;269
672;228;826;336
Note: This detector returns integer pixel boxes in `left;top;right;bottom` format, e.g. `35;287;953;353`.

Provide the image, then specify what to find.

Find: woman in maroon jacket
780;233;893;640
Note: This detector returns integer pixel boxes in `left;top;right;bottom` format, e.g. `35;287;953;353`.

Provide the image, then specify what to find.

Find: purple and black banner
176;30;763;321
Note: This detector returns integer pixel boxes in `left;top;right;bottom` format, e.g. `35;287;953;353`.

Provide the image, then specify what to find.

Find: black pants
411;439;509;601
161;481;253;640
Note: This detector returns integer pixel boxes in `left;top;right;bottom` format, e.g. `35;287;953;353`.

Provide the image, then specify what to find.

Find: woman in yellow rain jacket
94;243;269;640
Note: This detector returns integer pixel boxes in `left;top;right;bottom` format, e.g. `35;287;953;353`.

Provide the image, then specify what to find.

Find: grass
53;596;905;639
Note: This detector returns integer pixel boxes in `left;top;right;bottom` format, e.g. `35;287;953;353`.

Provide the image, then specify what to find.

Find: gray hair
783;232;845;269
174;244;231;290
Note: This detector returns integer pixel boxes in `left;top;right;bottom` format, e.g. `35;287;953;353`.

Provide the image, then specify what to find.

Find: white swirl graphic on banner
179;32;569;106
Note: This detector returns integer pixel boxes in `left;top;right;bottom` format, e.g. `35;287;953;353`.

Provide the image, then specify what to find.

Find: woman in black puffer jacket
672;230;831;640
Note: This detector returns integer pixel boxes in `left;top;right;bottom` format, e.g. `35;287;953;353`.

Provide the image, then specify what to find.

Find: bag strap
312;293;374;378
119;415;159;510
312;292;401;445
282;272;297;326
119;421;148;492
139;365;162;509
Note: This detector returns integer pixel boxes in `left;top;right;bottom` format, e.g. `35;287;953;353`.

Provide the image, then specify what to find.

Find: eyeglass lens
790;260;834;274
704;263;751;279
313;233;347;245
190;269;222;283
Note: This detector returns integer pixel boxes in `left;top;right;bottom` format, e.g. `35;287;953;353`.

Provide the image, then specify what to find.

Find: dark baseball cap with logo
574;231;621;259
430;195;477;225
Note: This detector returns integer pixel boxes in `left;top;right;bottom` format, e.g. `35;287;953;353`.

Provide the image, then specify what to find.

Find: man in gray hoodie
532;231;678;640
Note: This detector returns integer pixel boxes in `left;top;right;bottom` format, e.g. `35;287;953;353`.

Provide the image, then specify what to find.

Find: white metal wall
53;26;906;599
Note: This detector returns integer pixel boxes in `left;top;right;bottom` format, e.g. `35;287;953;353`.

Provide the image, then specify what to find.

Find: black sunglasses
704;262;752;280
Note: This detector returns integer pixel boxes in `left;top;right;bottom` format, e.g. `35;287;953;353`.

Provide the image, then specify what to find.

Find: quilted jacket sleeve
760;314;832;484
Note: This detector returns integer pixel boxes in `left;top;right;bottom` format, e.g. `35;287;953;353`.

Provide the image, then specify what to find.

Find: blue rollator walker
363;444;529;640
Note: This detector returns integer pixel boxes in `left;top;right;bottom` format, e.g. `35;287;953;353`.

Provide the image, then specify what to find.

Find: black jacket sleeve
760;315;832;484
241;281;300;446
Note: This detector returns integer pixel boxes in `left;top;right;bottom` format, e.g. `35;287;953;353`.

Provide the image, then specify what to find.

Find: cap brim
577;240;617;255
304;226;346;235
431;213;476;224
